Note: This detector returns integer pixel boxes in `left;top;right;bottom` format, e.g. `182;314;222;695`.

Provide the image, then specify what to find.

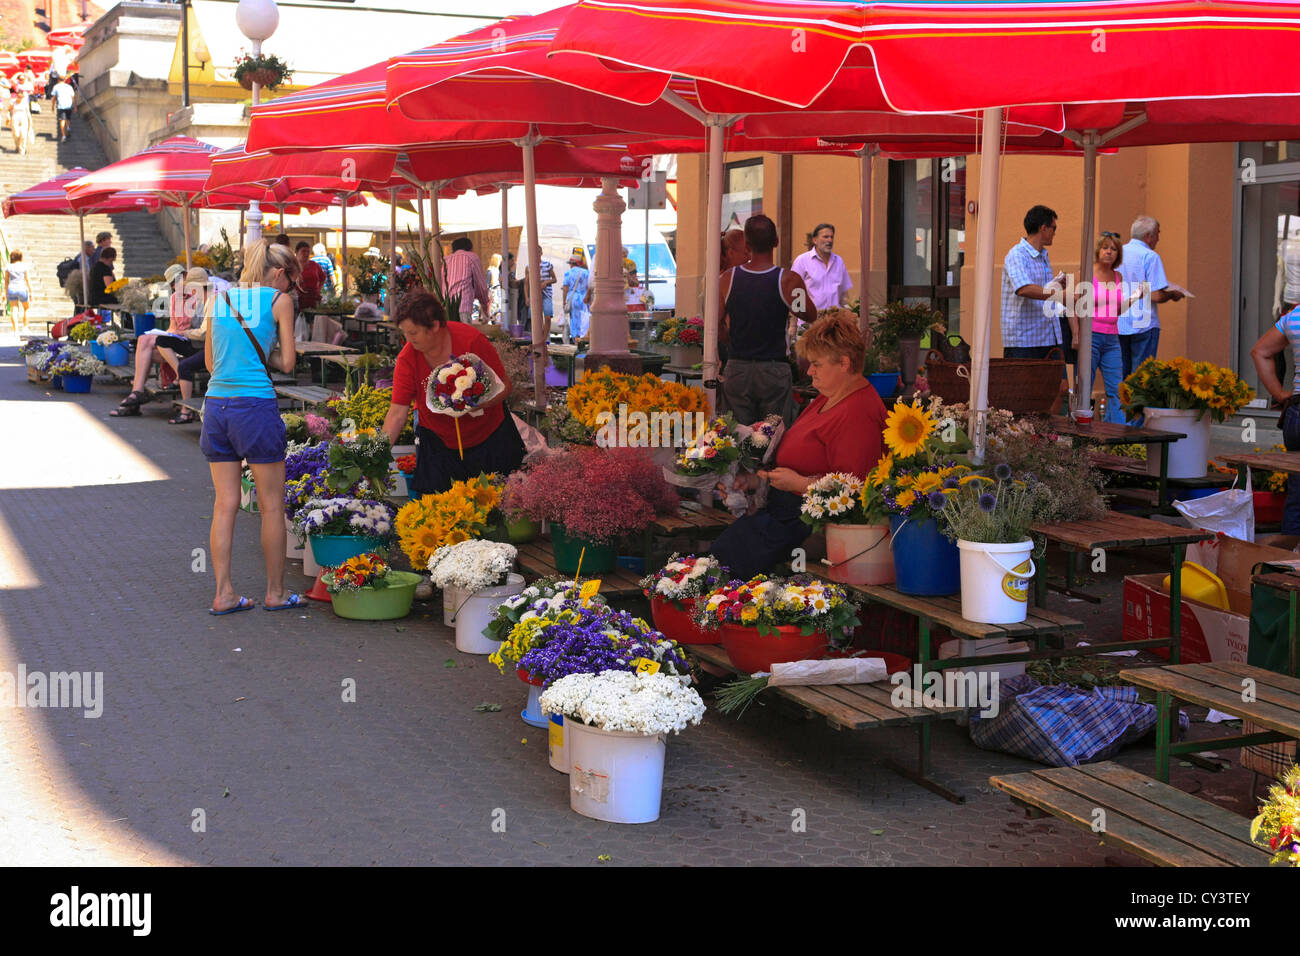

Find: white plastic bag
767;658;890;687
1172;472;1254;543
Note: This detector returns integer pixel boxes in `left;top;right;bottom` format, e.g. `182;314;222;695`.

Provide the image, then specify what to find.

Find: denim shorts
200;397;286;464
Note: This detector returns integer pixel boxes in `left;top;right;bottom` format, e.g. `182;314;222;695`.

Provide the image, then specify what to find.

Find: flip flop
264;594;303;612
209;596;255;616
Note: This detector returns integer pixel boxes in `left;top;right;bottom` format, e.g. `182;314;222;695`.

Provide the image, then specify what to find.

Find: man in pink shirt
790;223;853;312
443;237;491;322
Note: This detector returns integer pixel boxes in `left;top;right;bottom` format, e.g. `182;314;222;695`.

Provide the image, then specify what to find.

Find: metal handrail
78;99;117;144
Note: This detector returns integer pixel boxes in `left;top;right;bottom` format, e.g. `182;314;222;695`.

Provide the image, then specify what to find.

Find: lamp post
236;0;279;247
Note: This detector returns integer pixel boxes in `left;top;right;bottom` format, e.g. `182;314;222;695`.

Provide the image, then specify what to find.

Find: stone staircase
0;106;177;322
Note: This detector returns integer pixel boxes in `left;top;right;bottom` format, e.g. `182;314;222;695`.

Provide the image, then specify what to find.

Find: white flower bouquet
639;553;728;604
424;352;505;458
540;669;705;736
292;497;396;538
799;472;868;532
96;330;120;346
47;349;107;378
427;539;517;592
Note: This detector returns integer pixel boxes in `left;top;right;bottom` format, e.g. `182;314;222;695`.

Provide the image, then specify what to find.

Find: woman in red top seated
382;287;526;495
711;313;886;579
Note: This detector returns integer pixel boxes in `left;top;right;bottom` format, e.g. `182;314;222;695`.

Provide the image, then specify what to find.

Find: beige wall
679;143;1236;370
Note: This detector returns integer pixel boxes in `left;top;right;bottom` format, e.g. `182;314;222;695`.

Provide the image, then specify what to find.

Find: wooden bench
275;384;335;408
649;500;737;540
691;643;967;802
103;365;134;383
513;539;646;599
990;761;1270;867
171;397;204;422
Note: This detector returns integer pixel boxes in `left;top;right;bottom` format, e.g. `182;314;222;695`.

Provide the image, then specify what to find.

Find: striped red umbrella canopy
64;137;222;209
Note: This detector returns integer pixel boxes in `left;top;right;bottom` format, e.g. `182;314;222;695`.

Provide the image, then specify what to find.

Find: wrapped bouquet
425;353;505;459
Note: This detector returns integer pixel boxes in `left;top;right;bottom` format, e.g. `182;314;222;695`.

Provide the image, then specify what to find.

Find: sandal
118;389;150;408
169;410;197;425
109;404;142;417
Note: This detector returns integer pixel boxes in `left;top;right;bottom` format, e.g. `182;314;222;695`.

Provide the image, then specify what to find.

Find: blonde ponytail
240;238;299;286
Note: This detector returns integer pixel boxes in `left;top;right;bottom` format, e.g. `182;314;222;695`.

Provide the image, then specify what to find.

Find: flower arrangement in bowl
936;464;1053;625
486;579;608;673
672;415;740;478
1120;357;1256;479
516;605;692;687
1251;764;1300;866
233;50;293;91
47;349;106;391
395;453;418;477
651;314;703;346
427;539;522;653
802;471;898;586
504;445;679;573
294;497;396;568
540;669;706;823
324;431;394;498
639;553;730;645
696;575;861;673
322;552;422;621
327;384;414;443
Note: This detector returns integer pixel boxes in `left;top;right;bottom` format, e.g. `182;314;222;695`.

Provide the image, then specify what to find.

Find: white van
516;220;676;314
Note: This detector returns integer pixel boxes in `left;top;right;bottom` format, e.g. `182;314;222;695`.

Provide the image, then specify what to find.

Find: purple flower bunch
285;443;330;485
517;605;691;687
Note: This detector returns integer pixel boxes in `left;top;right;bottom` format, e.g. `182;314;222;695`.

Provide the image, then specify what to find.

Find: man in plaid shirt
1001;204;1068;357
444;237;491;322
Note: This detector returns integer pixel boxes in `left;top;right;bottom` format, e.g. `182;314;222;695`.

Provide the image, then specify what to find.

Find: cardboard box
1122;536;1300;663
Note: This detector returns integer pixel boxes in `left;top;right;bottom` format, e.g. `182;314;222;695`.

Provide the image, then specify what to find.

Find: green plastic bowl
327;570;422;621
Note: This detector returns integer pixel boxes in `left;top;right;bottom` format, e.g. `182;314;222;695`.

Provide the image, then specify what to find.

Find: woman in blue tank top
201;239;300;614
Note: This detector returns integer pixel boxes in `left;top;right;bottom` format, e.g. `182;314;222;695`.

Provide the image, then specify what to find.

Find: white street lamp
236;0;279;246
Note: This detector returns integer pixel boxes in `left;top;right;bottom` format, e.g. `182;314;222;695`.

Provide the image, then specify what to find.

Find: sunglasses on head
1101;231;1121;239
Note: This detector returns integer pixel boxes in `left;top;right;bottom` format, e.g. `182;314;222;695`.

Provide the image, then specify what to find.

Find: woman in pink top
1088;233;1145;424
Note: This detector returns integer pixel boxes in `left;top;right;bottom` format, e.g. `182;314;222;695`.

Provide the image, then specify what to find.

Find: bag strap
222;289;274;381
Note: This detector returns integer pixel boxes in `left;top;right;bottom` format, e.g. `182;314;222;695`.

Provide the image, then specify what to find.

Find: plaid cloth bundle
970;675;1189;767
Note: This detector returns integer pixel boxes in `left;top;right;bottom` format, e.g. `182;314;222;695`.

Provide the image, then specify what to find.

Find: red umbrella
5;168;162;305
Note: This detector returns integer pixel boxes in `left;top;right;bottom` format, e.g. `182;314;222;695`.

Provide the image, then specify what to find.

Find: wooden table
649;500;736;539
1219;450;1300;479
1120;661;1300;782
690;643;967;802
661;363;703;383
274;384;336;409
294;340;357;385
513;538;646;599
1048;416;1187;511
1030;512;1211;665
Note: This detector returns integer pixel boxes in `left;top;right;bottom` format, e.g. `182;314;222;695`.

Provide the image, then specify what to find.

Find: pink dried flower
510;446;678;544
306;412;332;440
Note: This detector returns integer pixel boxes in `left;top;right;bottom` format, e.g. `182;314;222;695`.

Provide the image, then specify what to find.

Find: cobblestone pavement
0;342;1270;866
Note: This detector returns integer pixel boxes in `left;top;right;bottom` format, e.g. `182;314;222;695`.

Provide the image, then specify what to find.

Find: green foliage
870;300;943;354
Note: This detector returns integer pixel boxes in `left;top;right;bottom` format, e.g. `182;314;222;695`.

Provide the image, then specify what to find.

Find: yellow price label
632;657;660;676
579;579;602;607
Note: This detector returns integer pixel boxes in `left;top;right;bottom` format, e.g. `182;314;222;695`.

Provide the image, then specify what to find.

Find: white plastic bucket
285;517;305;561
302;538;321;577
957;539;1035;625
566;720;666;824
522;682;548;728
454;574;524;654
825;523;894;586
1143;407;1210;480
442;585;465;627
548;712;570;774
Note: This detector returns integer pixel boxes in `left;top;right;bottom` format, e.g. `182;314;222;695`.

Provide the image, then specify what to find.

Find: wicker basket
924;348;1066;415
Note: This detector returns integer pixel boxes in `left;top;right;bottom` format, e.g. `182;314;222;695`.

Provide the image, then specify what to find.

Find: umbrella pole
417;186;427;268
968;107;1004;465
238;209;245;256
78;212;89;309
340;196;349;301
523;136;547;410
501;185;510;327
183;198;192;271
702;119;725;414
1076;132;1099;419
389;187;398;319
859;147;875;335
590;176;627;356
429;182;444;291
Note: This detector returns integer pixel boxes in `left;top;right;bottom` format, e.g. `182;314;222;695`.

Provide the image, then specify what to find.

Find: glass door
887;157;966;329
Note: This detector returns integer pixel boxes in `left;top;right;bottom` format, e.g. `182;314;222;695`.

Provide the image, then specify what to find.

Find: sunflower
883;401;935;459
896;489;917;510
912;472;943;495
1118;382;1133;406
1183;366;1220;401
867;454;894;488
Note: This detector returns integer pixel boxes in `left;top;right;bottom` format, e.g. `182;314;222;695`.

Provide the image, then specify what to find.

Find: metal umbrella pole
78;211;89;307
968;107;1004;465
858;146;876;335
500;184;510;327
182;196;192;270
389;187;398;319
522;131;546;409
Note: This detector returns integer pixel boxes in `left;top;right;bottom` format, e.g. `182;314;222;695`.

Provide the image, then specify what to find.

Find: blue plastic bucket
103;342;129;366
131;313;156;336
62;373;93;393
90;342;106;361
889;514;961;596
50;374;63;390
308;534;387;569
867;372;900;400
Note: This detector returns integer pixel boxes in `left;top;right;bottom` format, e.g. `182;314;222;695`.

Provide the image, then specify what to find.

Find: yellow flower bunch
104;277;129;295
170;251;214;269
566;368;709;430
882;399;937;459
395;474;502;568
1121;357;1254;423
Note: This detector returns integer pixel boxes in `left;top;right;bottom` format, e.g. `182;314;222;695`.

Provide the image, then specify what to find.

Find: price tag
579;579;602;607
632;657;660;676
